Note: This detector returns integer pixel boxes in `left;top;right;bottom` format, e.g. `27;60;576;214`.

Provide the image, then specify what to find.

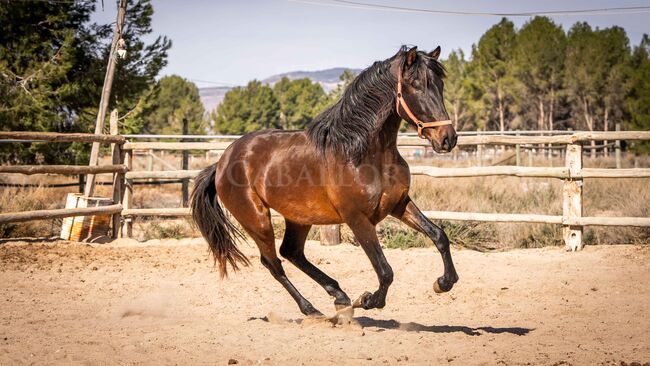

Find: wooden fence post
320;224;341;246
109;109;123;239
181;118;189;207
563;144;583;251
146;149;154;175
615;123;622;169
515;133;521;166
121;149;133;238
477;145;483;167
78;174;85;194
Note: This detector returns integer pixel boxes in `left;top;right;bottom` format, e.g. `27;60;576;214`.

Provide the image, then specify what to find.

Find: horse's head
395;46;457;153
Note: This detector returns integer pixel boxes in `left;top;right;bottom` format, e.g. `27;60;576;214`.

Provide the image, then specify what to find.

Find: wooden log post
615;123;622;169
84;0;127;197
121;149;133;238
109;110;124;239
528;149;533;167
477;145;483;167
563;144;583;251
181;118;190;207
320;224;341;246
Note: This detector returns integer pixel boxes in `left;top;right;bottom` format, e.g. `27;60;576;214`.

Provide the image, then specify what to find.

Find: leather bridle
396;72;452;139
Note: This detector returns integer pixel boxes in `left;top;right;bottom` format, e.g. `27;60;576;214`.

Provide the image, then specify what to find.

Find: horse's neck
372;110;403;155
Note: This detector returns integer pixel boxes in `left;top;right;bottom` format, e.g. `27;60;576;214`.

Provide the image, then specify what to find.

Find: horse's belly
264;185;343;225
257;153;343;225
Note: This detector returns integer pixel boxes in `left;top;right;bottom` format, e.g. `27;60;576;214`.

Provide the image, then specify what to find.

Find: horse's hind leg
279;220;352;310
222;191;321;316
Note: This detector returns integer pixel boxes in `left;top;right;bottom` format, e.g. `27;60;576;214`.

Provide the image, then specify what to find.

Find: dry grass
0;186;59;237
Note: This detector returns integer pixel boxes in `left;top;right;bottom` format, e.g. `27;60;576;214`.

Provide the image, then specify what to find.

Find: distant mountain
262;67;362;92
198;86;232;115
198;67;361;113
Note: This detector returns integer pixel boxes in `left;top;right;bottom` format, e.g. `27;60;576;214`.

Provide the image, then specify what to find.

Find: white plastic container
60;193;113;242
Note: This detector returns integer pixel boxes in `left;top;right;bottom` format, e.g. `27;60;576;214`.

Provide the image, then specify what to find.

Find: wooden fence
1;128;650;250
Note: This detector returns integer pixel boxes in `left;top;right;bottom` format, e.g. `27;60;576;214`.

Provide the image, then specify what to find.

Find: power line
289;0;650;17
187;78;238;87
0;0;78;3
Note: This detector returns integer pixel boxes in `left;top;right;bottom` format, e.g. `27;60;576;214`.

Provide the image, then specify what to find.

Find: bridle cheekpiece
396;72;452;139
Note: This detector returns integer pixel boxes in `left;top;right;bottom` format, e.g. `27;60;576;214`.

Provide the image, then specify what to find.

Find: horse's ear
406;46;418;67
429;46;441;60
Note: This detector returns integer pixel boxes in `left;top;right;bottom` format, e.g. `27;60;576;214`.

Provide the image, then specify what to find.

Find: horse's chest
364;164;410;220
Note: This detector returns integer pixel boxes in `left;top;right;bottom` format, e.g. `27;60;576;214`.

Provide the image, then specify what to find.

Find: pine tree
511;17;566;131
210;81;281;134
467;18;517;132
273;77;326;130
0;0;170;164
442;49;468;130
135;75;206;135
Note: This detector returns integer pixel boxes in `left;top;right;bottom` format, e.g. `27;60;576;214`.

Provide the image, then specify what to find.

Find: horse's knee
433;230;450;251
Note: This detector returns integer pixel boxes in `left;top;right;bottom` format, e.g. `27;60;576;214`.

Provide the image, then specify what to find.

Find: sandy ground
0;238;648;366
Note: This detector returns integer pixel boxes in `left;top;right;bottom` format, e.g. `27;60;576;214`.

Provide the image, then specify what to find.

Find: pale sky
92;0;650;87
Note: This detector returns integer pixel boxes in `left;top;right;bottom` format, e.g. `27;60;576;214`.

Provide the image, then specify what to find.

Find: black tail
191;164;249;277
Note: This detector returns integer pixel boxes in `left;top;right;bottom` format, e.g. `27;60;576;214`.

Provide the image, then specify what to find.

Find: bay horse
191;46;459;316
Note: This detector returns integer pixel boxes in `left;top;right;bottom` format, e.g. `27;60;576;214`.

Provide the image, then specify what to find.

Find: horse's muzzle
430;127;457;153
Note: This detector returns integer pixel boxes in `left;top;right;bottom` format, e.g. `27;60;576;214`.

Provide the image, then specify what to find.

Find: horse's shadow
250;315;532;337
355;316;532;336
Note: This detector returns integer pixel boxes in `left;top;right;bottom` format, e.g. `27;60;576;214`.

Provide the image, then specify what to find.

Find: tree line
212;17;649;152
444;17;649;140
2;4;649;165
211;70;356;134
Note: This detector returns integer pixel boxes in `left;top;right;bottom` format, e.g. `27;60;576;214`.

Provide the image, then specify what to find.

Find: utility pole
85;0;128;197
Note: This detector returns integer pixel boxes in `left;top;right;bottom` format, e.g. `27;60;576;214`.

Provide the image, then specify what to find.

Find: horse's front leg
346;215;393;310
392;197;459;293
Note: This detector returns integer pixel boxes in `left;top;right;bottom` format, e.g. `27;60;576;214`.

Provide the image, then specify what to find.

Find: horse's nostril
443;136;450;151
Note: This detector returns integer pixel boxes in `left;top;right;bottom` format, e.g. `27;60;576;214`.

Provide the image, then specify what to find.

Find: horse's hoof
433;280;443;293
434;277;454;293
352;291;372;309
433;279;449;294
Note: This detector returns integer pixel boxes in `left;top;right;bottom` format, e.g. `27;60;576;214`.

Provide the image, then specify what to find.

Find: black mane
307;46;445;163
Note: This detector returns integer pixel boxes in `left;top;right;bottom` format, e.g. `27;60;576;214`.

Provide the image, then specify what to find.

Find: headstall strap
396;73;452;139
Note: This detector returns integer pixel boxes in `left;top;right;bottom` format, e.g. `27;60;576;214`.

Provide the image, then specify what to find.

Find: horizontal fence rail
123;141;232;151
116;131;650;151
0;164;127;175
0;204;123;224
0;131;125;144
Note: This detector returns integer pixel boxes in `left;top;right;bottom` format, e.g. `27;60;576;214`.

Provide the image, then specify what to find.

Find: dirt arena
0;239;648;365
